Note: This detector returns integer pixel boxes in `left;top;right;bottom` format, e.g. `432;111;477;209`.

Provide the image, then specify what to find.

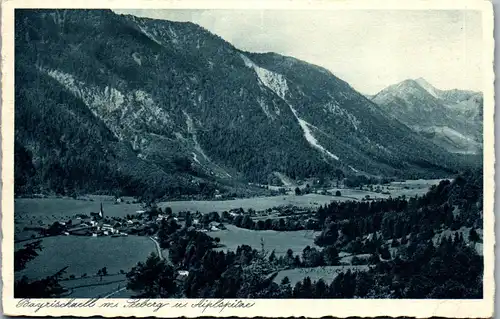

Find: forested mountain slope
15;9;474;198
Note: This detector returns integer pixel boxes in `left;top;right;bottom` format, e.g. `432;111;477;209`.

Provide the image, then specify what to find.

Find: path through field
149;236;163;259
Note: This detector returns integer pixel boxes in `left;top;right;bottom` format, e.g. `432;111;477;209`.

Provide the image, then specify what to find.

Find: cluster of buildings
64;204;128;237
197;221;226;232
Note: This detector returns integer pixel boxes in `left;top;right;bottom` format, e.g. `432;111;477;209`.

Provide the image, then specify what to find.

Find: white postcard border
1;0;495;317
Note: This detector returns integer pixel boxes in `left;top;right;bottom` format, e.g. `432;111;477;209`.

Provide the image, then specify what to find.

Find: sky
114;9;483;95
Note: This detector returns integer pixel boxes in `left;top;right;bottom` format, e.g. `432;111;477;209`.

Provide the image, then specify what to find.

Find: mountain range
14;9;479;199
371;78;483;155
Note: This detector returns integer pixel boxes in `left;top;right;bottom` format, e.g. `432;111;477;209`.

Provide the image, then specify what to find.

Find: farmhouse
176;270;190;282
177;270;189;276
214;189;222;199
102;224;118;234
207;221;226;231
156;214;168;222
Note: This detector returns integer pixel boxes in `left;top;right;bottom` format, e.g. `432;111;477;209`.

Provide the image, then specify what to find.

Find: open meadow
15;179;444;241
432;226;483;255
15;196;142;223
208;224;320;256
273;265;371;285
61;273;129;298
159;193;343;213
15;235;156;280
15;179;443;222
14;193;339;240
328;178;445;201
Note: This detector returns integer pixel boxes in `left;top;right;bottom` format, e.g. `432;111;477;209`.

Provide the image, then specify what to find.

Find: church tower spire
99;203;104;219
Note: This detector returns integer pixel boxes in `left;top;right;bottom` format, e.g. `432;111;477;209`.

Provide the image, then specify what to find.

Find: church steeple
99;203;104;219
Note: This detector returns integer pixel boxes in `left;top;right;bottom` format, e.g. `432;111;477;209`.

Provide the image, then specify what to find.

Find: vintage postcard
1;0;495;317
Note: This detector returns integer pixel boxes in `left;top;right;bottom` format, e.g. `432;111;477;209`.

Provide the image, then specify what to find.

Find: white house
156;214;168;222
102;224;115;234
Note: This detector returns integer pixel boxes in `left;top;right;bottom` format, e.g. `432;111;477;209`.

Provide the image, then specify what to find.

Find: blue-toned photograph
13;8;484;300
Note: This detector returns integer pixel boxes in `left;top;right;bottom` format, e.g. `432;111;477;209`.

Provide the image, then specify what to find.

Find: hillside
15;9;472;198
372;78;483;155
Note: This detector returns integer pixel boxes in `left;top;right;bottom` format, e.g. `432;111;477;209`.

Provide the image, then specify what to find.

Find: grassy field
339;253;372;264
159;193;343;214
390;179;446;187
433;226;483;255
15;193;338;222
326;188;388;200
15;235;156;280
328;179;444;201
14;179;443;224
387;179;447;197
208;225;320;256
14;196;144;240
15;196;143;221
60;273;128;298
274;265;371;285
14;193;339;240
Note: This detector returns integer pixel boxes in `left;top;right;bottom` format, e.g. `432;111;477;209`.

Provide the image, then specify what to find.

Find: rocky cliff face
372;78;482;154
15;9;469;197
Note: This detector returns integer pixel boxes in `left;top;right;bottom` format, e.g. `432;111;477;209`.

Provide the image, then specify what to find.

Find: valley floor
15;178;462;298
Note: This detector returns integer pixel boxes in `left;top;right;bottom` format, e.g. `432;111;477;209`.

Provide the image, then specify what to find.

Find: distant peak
401;79;420;86
414;78;440;98
394;79;424;90
415;77;433;87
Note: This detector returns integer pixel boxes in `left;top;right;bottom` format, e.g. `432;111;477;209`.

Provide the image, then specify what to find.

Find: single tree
281;276;290;285
323;245;340;266
335;169;344;188
14;240;42;272
469;228;480;243
268;250;277;263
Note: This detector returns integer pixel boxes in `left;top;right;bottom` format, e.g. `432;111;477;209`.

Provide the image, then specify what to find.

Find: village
50;204;228;239
14;177;467;300
21;195;325;242
16;176;436;248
